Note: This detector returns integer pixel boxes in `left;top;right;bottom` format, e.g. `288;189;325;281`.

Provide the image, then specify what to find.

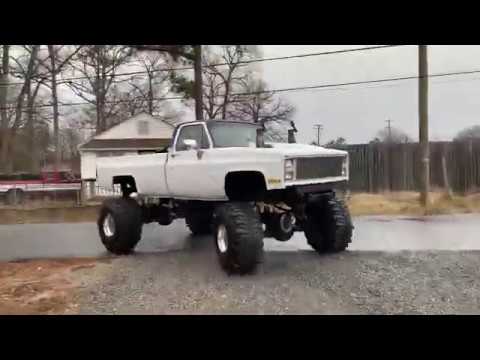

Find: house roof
78;112;178;152
79;138;170;151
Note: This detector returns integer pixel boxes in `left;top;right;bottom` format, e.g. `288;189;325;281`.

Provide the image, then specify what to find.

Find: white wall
80;152;97;180
95;113;174;140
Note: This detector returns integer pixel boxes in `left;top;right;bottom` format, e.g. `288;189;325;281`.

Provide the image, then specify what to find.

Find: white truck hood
266;142;348;158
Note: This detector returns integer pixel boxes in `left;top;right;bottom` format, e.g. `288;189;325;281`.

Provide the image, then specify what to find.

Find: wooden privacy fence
338;141;480;194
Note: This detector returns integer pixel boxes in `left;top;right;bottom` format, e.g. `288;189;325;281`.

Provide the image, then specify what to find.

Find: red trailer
0;170;81;205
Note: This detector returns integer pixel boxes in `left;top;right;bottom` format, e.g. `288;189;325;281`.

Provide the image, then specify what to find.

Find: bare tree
8;46;56;172
114;53;175;119
131;45;203;119
41;45;83;170
325;137;347;148
25;76;44;172
202;46;255;120
454;125;480;141
0;45;10;172
66;45;132;133
231;77;295;123
0;45;40;173
60;126;82;161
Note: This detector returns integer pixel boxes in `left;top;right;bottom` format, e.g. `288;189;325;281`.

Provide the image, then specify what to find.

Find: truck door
166;123;217;199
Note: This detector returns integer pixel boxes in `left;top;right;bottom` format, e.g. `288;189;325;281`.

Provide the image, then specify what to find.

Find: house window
137;120;149;135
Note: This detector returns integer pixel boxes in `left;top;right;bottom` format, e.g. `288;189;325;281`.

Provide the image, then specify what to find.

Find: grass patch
348;192;480;216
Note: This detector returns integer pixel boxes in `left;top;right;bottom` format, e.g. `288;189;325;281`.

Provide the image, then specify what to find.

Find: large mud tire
213;202;264;274
304;193;353;254
98;197;143;255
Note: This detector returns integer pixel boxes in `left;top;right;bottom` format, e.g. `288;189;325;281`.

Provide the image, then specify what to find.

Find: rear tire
185;210;213;235
98;197;143;255
213;202;264;274
6;189;25;205
264;212;295;242
304;193;353;254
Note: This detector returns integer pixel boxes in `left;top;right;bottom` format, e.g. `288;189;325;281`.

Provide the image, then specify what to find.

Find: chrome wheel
216;224;228;253
103;213;116;237
279;213;295;233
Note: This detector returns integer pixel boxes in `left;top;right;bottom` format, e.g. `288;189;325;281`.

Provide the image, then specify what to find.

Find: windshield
207;122;260;148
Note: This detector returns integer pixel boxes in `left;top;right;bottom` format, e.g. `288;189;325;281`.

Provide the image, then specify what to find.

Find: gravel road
74;239;480;314
2;214;479;314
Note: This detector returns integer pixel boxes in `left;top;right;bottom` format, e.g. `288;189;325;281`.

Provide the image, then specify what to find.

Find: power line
1;45;403;88
240;69;480;96
3;67;480;111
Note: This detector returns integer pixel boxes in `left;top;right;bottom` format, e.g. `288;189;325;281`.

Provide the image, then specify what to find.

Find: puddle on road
401;217;430;222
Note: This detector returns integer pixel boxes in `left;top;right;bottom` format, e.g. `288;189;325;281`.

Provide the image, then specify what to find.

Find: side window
175;125;210;151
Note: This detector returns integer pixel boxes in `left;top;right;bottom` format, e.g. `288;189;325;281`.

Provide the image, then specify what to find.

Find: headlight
285;159;295;181
342;157;348;177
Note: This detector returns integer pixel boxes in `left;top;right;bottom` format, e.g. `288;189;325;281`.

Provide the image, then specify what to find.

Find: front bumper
287;180;347;195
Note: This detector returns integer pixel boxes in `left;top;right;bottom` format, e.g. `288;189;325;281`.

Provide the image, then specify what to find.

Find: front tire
98;197;143;255
213;202;264;274
304;193;353;254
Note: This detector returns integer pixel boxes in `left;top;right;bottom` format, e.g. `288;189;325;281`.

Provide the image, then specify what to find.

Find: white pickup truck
95;120;353;274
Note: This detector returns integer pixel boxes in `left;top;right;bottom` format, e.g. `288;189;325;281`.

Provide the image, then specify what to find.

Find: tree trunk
26;81;42;173
98;90;106;132
147;71;154;115
194;45;203;121
3;46;39;173
1;134;11;173
48;45;61;171
26;83;35;172
221;74;232;120
0;45;10;173
93;46;104;134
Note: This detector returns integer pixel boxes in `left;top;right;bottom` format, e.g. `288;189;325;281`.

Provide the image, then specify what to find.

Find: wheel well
113;175;137;196
225;171;266;201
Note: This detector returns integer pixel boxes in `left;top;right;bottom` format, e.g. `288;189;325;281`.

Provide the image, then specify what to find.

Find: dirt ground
0;258;99;315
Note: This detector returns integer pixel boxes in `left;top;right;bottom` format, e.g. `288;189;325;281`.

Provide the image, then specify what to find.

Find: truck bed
96;152;170;196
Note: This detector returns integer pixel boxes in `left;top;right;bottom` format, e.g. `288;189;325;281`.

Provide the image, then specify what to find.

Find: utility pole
193;45;203;121
419;45;430;206
386;119;392;143
313;124;323;146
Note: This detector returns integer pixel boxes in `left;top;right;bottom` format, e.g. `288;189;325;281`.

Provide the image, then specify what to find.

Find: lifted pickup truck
96;120;353;274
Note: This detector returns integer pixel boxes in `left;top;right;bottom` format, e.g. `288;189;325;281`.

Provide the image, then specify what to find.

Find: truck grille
296;156;344;180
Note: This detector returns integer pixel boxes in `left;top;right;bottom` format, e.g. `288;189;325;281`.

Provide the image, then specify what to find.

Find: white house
79;113;175;198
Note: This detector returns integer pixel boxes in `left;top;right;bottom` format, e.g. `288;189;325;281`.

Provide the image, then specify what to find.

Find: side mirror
183;139;198;150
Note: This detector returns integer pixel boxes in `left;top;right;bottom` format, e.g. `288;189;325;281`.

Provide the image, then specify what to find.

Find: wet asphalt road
0;214;479;262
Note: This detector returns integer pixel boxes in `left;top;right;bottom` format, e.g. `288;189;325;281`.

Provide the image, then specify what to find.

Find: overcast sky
259;45;480;144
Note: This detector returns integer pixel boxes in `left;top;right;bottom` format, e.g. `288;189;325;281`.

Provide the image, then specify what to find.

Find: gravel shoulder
74;246;480;315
